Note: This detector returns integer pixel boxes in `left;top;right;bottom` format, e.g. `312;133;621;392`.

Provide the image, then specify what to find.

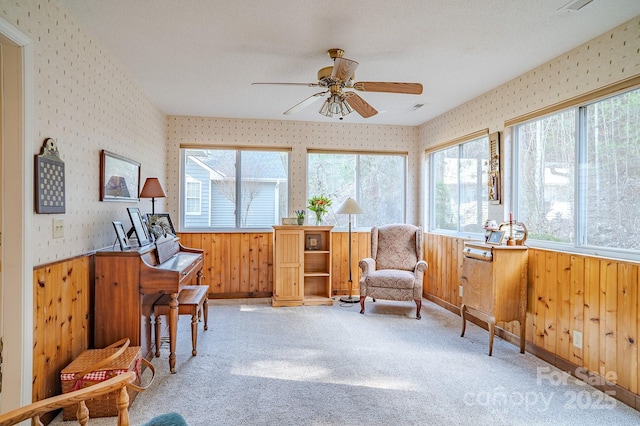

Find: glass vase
315;211;323;225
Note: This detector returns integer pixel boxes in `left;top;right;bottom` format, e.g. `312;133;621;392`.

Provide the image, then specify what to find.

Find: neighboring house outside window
181;148;289;230
307;151;406;228
429;135;489;234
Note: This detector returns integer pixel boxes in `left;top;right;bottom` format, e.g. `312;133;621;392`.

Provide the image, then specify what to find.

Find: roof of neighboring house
186;150;287;180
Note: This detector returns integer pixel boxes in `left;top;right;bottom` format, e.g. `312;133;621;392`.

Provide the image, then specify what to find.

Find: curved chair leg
359;295;366;314
460;304;468;337
414;299;422;320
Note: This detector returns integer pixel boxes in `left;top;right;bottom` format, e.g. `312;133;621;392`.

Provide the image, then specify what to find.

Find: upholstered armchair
359;224;428;319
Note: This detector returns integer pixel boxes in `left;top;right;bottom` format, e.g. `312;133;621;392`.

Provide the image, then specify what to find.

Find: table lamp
336;197;365;303
139;177;167;215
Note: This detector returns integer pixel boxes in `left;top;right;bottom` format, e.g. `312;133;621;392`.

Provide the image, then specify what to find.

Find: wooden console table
460;241;528;355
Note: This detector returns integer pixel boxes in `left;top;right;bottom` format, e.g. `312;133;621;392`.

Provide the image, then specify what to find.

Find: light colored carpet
50;298;640;425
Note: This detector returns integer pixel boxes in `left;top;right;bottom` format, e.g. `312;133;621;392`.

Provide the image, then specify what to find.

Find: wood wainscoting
424;232;640;409
32;254;92;421
177;231;370;298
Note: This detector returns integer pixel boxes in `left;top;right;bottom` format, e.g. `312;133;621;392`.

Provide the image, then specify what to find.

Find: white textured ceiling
57;0;640;126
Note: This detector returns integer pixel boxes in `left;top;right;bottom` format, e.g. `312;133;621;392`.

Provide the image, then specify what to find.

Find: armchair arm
359;258;376;277
414;260;428;275
358;257;375;297
413;260;428;300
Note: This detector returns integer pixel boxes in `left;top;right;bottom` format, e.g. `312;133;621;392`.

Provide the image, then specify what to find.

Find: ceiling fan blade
343;92;378;118
352;81;423;95
283;91;327;115
252;82;320;87
331;57;359;82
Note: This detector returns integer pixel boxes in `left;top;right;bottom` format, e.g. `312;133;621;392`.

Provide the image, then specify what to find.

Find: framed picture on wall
100;150;140;202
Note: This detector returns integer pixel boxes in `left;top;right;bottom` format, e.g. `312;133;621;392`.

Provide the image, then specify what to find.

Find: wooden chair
0;372;136;426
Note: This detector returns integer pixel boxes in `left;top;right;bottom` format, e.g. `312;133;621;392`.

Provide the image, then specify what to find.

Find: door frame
0;16;34;411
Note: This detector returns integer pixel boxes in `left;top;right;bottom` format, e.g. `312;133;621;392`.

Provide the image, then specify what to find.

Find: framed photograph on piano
112;221;131;250
147;213;176;236
127;207;151;246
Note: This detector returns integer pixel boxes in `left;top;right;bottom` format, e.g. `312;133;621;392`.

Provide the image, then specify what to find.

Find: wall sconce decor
488;131;501;204
35;138;66;214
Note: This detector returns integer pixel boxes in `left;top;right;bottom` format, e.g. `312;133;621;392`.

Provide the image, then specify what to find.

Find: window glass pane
307;152;405;227
240;151;289;228
432;146;460;231
359;155;405;226
205;150;236;227
517;110;575;243
430;137;488;232
307;153;355;226
584;88;640;250
182;148;288;229
460;140;488;233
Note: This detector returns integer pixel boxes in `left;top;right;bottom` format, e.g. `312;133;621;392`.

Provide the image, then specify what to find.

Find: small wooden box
60;345;142;419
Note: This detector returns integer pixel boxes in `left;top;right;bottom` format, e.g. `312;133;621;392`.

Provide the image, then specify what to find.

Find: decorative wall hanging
488;131;501;204
35;138;66;214
100;150;140;202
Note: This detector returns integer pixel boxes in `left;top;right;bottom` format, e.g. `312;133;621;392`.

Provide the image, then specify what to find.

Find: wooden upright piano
94;236;204;369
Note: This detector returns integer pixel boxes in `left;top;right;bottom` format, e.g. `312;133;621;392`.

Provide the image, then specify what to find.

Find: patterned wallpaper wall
1;1;167;265
166;117;419;225
418;17;640;220
419;18;640;148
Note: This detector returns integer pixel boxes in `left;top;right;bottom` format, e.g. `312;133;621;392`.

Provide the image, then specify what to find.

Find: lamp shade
335;197;364;215
139;178;167;199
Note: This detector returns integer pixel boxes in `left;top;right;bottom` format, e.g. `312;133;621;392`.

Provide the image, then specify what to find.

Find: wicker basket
60;338;145;420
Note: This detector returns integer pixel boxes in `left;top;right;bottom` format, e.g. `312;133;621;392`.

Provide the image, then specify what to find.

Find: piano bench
153;285;209;359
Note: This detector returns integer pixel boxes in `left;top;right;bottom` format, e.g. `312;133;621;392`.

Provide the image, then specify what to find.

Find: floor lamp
336;197;364;303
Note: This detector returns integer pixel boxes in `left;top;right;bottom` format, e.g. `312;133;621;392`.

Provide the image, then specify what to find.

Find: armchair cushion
366;269;416;290
374;224;420;271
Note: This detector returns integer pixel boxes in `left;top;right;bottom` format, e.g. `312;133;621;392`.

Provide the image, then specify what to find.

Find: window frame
512;85;640;262
179;146;290;232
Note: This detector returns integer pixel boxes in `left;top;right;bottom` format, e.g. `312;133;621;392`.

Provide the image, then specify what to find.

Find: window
181;148;289;229
185;180;201;215
429;135;489;234
515;87;640;254
516;111;575;243
307;152;406;227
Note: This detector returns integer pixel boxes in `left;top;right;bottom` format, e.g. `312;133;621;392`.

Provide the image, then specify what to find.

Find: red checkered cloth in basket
61;358;142;391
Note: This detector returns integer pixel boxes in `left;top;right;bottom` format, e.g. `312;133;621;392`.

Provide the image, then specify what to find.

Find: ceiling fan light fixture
319;94;353;118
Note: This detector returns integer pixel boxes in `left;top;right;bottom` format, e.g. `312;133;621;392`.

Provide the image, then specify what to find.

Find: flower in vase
308;195;332;224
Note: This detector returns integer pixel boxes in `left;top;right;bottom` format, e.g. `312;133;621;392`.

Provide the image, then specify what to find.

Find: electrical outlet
53;218;64;239
459;285;464;298
573;330;583;349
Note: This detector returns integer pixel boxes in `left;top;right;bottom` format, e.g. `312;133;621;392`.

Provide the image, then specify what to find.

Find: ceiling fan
252;48;423;119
